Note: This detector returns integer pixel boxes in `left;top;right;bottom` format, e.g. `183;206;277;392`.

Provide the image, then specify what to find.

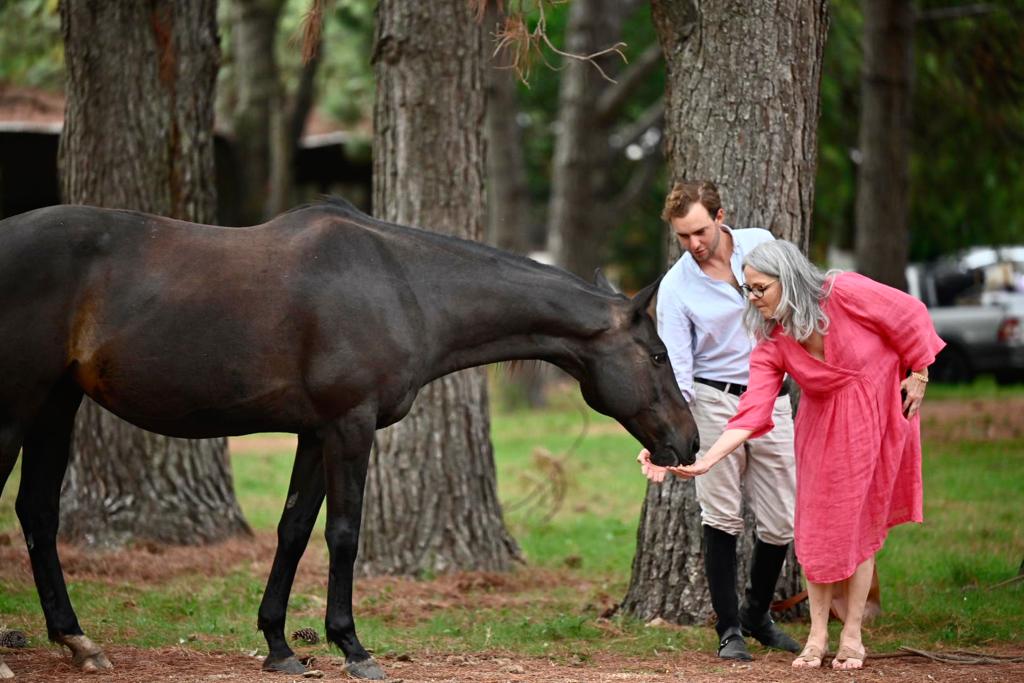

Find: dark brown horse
0;198;698;680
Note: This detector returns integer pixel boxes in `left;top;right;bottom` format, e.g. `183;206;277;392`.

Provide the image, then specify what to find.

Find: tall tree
230;0;287;225
483;3;533;255
482;3;552;409
623;0;828;623
58;0;250;547
226;0;324;224
854;0;913;290
546;0;665;280
357;0;521;575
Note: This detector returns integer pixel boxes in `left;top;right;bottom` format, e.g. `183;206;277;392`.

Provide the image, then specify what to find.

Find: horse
0;197;699;680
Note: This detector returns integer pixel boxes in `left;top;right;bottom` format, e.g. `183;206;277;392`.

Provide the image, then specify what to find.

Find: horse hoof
78;652;113;673
59;635;112;671
344;657;386;680
262;655;308;674
0;659;14;680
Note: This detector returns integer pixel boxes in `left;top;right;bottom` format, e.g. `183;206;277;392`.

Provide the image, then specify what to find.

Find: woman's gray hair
742;240;838;341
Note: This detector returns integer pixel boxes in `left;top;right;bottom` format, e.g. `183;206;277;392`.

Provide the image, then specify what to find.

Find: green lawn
1;379;1021;658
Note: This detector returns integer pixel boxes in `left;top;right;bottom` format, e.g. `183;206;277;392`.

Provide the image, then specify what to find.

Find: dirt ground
2;397;1023;682
4;645;1023;682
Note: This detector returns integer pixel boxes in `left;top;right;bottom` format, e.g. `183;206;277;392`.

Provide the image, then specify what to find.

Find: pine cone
291;627;320;645
0;629;28;649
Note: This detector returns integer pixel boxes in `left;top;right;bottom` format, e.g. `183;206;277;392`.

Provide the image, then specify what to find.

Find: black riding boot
703;525;751;661
739;538;801;653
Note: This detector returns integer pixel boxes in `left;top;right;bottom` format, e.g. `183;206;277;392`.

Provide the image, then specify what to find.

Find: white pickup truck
907;253;1024;384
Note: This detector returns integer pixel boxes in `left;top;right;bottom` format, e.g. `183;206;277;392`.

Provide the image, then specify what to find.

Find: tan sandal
792;643;826;668
831;643;866;670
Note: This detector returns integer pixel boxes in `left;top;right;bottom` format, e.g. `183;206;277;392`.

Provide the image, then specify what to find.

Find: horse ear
593;268;617;294
630;275;664;317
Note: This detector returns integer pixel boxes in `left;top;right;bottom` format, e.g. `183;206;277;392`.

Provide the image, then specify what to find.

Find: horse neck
421;257;619;382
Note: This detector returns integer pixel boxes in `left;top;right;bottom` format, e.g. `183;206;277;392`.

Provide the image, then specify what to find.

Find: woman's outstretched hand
667;458;714;478
638;449;715;480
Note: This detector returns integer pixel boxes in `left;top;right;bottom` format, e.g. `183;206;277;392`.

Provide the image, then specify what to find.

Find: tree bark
624;0;828;624
854;0;913;290
58;0;251;548
359;0;521;575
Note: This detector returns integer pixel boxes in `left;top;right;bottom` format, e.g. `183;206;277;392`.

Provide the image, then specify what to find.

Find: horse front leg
322;415;385;680
16;384;110;672
258;431;326;674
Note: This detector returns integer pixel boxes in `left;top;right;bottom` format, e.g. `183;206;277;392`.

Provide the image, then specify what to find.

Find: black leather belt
695;377;789;397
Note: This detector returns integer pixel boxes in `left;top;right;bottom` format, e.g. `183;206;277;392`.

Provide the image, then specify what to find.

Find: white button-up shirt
657;226;775;403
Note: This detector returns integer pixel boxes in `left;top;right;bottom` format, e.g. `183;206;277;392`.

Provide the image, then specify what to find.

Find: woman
640;240;944;670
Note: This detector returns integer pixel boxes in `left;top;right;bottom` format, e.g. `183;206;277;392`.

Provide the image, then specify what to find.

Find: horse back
0;205;429;435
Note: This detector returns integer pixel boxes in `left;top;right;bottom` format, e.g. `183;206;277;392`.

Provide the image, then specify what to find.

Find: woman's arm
668;428;754;478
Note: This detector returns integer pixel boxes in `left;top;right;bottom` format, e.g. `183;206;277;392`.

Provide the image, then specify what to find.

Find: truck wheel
931;347;973;384
995;369;1024;385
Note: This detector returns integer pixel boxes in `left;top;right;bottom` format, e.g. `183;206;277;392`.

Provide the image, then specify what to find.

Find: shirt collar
681;224;739;278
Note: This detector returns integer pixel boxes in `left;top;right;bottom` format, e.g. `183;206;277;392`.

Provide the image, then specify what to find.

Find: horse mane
288;196;605;292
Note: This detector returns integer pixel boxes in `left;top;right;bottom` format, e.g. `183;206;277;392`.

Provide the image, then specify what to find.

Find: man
645;180;800;660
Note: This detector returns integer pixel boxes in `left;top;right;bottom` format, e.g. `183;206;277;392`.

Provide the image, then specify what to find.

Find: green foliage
815;0;1024;261
286;0;376;126
511;3;667;289
0;0;63;88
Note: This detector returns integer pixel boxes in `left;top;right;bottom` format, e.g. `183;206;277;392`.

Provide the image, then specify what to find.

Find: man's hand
637;448;668;482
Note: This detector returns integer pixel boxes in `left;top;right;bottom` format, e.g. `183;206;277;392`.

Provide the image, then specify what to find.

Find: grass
1;379;1022;659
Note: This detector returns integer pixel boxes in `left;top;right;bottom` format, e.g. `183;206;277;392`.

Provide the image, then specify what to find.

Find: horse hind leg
16;380;110;672
321;416;385;680
0;419;23;497
258;431;327;675
0;421;24;680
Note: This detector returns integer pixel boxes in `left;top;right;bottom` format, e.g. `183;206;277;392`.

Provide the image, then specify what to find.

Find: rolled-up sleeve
831;272;946;371
726;336;786;439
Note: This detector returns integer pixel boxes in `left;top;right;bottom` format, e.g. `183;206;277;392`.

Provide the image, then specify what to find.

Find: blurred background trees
0;0;1021;589
4;0;1021;284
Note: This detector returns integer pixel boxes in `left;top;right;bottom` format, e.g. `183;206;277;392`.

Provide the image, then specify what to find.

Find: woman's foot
832;642;866;670
791;639;827;669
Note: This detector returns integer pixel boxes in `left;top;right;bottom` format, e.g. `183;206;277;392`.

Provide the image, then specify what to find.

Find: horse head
578;275;699;467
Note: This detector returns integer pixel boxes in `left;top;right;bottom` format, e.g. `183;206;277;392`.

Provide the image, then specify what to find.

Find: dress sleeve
657;286;695;404
726;334;786;439
830;272;946;371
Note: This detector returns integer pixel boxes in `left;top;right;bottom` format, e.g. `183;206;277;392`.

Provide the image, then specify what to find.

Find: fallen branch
861;647;1024;664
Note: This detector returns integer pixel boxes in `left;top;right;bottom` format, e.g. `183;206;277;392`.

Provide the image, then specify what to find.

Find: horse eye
652;352;668;365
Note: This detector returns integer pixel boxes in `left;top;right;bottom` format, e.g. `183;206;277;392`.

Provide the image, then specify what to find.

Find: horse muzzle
649;433;699;468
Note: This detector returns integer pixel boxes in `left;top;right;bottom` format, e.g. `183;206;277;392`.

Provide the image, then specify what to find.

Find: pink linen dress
726;272;946;583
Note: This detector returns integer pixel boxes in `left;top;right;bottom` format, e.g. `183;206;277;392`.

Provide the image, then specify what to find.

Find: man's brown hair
661;180;723;222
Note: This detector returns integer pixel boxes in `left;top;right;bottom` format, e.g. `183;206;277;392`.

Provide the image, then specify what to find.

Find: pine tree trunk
482;3;551;409
58;0;251;548
545;0;632;280
358;0;521;575
854;0;913;290
483;4;533;256
231;0;286;224
623;0;828;623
